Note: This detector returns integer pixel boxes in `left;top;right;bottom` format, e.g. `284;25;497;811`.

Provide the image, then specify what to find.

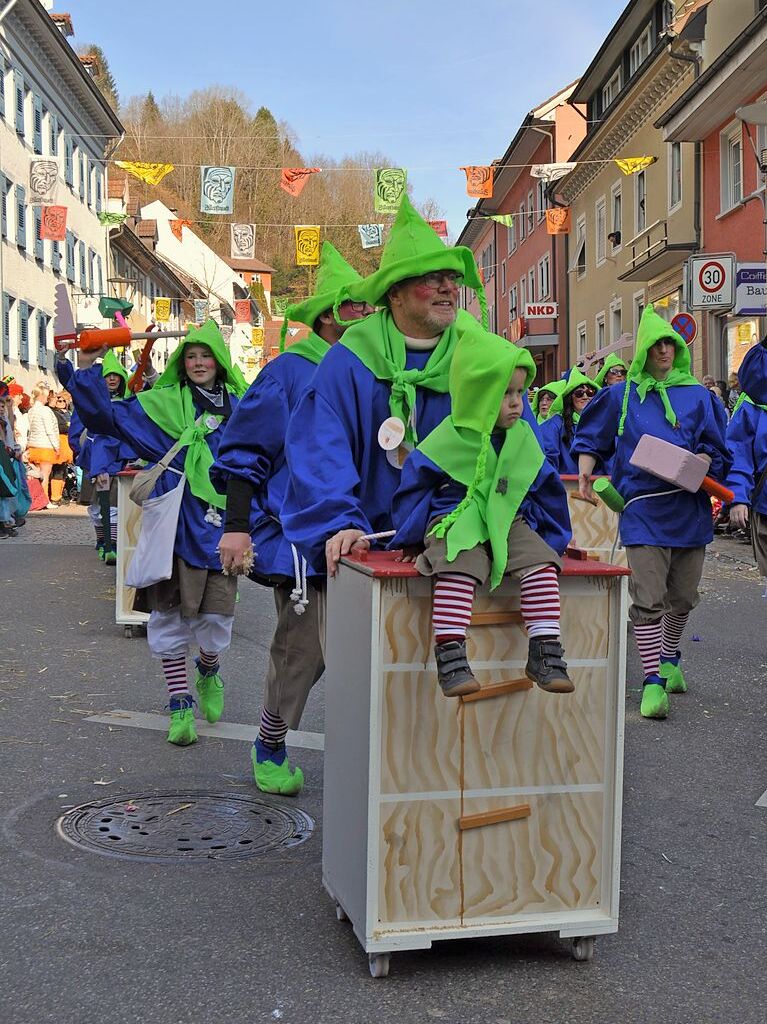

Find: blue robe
390;435;572;557
571;381;730;548
212;350;322;578
58;360;239;570
281;343;454;570
725;400;767;515
734;342;767;406
539;414;579;475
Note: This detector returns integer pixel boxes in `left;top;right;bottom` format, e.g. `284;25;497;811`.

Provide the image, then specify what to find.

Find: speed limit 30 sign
688;253;736;310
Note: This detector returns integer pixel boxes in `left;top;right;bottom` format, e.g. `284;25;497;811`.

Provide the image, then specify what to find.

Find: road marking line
757;788;767;808
85;709;324;751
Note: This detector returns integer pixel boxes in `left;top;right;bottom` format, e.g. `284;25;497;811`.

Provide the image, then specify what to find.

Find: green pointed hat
547;366;600;419
152;320;247;395
531;378;567;418
449;319;536;432
101;349;129;384
593;352;628;387
335;194;488;328
279;242;364;351
629;303;691;378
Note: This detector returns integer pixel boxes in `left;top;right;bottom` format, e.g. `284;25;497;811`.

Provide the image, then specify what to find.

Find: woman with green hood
573;305;730;720
531;379;566;423
593;353;628;388
390;322;573;697
539;368;599;473
58;322;248;746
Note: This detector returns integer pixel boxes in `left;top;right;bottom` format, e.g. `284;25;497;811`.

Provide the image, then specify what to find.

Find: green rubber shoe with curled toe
659;654;687;694
640;677;669;719
103;550;117;566
167;696;198;746
252;739;304;796
194;659;224;724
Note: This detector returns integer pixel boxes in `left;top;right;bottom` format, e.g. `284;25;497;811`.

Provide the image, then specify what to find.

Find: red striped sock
660;613;688;659
634;621;662;678
520;565;561;638
161;655;189;699
433;573;476;642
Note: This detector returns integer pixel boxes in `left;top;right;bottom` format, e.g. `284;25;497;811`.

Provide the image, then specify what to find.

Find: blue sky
67;0;627;232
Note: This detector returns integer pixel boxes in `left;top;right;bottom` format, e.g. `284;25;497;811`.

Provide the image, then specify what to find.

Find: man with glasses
212;243;373;794
282;194;489;598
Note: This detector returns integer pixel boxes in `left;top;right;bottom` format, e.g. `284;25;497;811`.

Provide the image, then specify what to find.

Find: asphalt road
0;510;765;1024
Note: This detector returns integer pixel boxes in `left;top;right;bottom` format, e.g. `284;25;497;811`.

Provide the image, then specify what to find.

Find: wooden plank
470;610;524;626
461;678;533;703
459;803;532;831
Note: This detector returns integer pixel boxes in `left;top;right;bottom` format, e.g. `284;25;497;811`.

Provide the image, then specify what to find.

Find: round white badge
205;415;219;430
377;416;406;451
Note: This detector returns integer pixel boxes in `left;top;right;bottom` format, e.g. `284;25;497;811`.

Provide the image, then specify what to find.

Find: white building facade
0;0;123;388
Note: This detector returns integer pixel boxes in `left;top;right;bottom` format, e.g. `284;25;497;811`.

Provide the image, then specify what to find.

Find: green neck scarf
282;332;330;366
340;309;457;445
420;422;544;590
732;392;767;415
136;384;230;509
618;369;699;436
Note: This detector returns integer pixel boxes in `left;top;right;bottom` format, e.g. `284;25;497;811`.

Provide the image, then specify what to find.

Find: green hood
593;353;627;387
419;323;544;590
618;304;698;435
448;319;537;430
335;194;488;329
531;379;567;420
150;320;248;394
101;349;129;384
279;242;364;352
547;367;599;420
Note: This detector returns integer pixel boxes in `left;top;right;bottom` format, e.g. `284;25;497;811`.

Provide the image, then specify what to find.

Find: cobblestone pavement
8;505;92;546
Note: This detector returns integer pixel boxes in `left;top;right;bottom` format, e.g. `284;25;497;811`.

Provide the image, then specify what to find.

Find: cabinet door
460;792;604;920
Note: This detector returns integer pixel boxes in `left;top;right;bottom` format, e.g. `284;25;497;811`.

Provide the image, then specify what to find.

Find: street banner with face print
40;205;67;241
29;159;59;204
374;168;407;213
545;207;572;235
154;297;172;323
358;223;384;249
170;218;192;241
230;223;256;260
280;168;321;197
294;225;321;266
200;166;235;214
235;299;251;324
460;166;493;198
193;300;209;323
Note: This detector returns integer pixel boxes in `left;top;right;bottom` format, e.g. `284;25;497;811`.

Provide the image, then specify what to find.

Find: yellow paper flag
115;160;175;186
154;297;171;323
614;156;657;176
294;225;321;267
251;326;265;347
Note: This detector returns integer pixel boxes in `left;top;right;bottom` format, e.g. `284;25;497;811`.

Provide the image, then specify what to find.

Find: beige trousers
263;581;325;729
625;545;706;625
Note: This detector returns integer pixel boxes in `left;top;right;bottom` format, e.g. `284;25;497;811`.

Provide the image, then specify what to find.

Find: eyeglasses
415;271;464;290
606;367;626;378
571;387;596;399
345;302;370;313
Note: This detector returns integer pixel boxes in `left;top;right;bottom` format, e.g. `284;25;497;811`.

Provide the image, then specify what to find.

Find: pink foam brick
629;434;708;493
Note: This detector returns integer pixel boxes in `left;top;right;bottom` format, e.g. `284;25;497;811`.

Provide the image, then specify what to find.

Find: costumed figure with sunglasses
539;369;600;474
726;335;767;580
573;306;730;720
593;353;628;388
390;321;573;698
58;322;247;745
212;243;374;795
531;379;567;424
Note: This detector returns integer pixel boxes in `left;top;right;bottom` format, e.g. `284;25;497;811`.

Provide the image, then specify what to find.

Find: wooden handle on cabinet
459;804;532;831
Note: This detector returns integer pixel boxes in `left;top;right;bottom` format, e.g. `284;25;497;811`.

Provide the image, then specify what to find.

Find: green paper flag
374;168;407;213
98;211;128;227
489;214;514;227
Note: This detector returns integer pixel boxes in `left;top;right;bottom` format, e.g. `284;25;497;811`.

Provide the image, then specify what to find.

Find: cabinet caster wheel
335;902;348;922
124;626;133;639
368;953;390;978
571;936;595;962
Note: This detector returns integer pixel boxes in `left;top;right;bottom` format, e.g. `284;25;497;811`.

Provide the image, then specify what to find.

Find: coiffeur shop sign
734;264;767;316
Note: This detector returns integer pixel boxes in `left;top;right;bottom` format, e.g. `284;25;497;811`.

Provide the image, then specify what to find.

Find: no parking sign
671;312;698;345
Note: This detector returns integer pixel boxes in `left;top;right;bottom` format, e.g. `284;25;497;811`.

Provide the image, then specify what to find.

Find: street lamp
736;104;767;342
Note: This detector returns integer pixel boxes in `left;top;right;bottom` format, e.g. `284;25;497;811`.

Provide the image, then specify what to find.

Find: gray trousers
263;581;325;729
625;545;706;625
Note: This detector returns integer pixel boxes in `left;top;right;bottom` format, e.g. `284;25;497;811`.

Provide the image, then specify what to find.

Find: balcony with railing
618;218;697;282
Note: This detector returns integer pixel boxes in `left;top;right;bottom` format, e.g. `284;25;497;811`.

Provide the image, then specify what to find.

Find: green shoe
167;697;197;746
659;654;687;694
97;545;105;560
640;677;669;719
252;738;304;796
194;659;224;723
103;550;117;566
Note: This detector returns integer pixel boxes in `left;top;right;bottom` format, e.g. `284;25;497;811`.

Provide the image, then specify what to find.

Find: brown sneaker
435;640;481;697
526;636;574;693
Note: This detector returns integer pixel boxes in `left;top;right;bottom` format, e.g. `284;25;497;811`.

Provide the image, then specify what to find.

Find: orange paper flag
460;166;493;198
235;299;251;324
280;168;321;197
170;218;192;241
545;207;572;235
40;205;67;241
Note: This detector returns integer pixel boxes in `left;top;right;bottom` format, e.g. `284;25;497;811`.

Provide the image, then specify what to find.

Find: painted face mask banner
235;299;252;324
230;223;257;259
40;205;67;241
154;297;171;323
545;207;572;235
374;168;407;213
170;218;192;241
460;166;493;198
294;225;321;266
530;162;577;182
200;166;235;214
193;300;210;324
358;223;384;249
29;159;59;204
280;168;321;197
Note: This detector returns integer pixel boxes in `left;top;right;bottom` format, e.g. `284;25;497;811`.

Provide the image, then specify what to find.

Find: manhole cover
56;791;314;863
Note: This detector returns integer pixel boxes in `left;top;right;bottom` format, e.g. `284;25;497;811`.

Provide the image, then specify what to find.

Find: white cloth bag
125;471;186;590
